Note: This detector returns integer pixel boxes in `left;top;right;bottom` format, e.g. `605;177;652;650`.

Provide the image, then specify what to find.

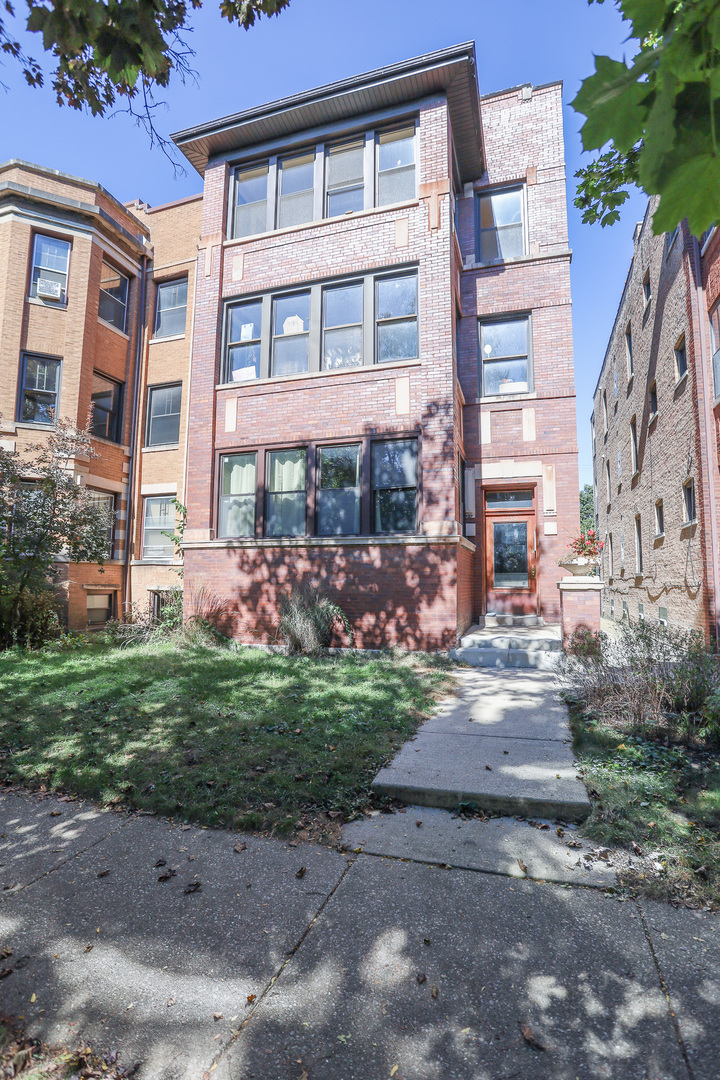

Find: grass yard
0;640;453;834
570;705;720;908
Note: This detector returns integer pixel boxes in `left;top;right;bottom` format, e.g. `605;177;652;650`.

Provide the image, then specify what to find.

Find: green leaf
574;54;650;152
652;152;720;235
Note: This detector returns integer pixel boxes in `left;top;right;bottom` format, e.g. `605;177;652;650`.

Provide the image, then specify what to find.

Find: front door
484;488;537;615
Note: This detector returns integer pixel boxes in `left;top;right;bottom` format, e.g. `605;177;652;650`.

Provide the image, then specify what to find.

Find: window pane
493;521;528;586
100;264;128;304
21;391;55;423
273;335;308;376
319;445;360;488
481;320;527;359
21;356;59;424
480;230;501;264
31;235;70;299
483;358;528;396
87;593;112;626
234;201;268;238
90;373;119;440
378;129;415;170
280;155;315;195
481;190;522;228
323;326;362;369
268;449;306;492
496;224;525;260
229;300;262;343
222;453;256;495
143;498;174;559
324;284;363;327
486;490;533;509
374;489;416;533
318;489;360;535
378;167;415;206
220;494;255;537
147;384;181;446
328;143;364;187
273;293;310;335
25;356;58;392
327;187;364;216
373;440;417;489
266;492;305;536
278;191;314;229
155;280;187;338
377;275;417;320
236;166;268;205
228;343;261;382
378;320;417;363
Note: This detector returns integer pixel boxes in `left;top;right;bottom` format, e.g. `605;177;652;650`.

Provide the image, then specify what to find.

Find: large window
232;165;269;239
317;444;361;535
154;279;188;338
479;317;530;397
219;453;256;537
87;592;113;627
30;234;70;302
90;372;122;442
376;274;418;363
86;490;115;558
377;127;416;206
278;154;315;229
228;124;416;239
142;496;175;561
98;260;129;332
146;384;182;447
223;270;418;382
271;292;311;377
266;449;307;536
372;439;418;533
710;304;720;397
18;354;60;424
476;188;525;264
326;141;364;216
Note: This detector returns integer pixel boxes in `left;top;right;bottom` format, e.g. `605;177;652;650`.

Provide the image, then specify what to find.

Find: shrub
563;619;720;743
277;587;352;656
566;626;604;660
0;582;60;649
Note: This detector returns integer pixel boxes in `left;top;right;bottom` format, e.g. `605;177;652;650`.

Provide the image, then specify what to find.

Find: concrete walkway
372;667;591;821
0;789;718;1080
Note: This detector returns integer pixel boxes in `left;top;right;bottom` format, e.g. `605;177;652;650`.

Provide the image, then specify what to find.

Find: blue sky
2;0;647;488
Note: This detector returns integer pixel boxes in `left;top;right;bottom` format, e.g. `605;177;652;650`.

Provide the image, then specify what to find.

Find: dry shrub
563;620;720;741
277;587;352;656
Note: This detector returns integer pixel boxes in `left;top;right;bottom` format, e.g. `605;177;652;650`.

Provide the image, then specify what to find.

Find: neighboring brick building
591;199;720;639
1;43;581;647
173;42;579;648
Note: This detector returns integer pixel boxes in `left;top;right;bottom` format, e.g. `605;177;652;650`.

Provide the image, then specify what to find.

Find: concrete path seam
207;854;358;1075
0;807;136;906
413;731;572;743
349;844;614;892
635;898;695;1080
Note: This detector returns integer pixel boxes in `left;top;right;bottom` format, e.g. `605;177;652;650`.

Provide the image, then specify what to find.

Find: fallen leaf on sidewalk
49;811;61;817
30;993;35;1003
246;994;256;1004
213;1013;223;1021
158;868;177;882
415;820;422;827
184;881;201;894
416;973;426;984
390;1067;399;1077
431;986;439;999
84;945;93;953
167;998;175;1007
520;1023;544;1051
517;860;528;876
0;968;12;979
154;859;167;868
485;765;492;771
97;869;110;878
233;842;247;854
295;867;306;879
1;947;12;959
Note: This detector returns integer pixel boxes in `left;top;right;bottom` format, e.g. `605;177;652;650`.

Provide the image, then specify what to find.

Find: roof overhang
171;42;483;182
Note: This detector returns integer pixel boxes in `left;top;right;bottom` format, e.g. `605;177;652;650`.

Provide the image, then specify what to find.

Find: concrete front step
482;613;544;628
451;647;562;670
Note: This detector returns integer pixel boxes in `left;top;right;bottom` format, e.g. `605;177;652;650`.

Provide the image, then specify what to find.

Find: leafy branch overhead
573;0;720;235
0;0;290;148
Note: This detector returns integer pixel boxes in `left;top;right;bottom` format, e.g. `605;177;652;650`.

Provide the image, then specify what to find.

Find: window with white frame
659;606;668;626
154;278;188;338
30;234;70;302
475;187;525;264
229;124;416;239
98;260;129;332
18;354;60;424
479;317;531;397
86;592;113;627
219;453;256;537
142;496;175;560
683;478;696;523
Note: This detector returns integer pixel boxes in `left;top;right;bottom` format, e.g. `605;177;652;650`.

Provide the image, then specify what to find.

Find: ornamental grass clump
277;587;352;656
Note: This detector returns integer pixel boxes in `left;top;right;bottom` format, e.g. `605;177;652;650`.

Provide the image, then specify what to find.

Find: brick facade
592;201;720;639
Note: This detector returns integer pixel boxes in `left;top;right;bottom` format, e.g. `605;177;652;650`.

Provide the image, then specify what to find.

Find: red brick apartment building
0;43;580;647
591;199;720;640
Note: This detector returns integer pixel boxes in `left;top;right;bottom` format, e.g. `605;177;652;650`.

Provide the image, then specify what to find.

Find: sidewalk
0;788;718;1080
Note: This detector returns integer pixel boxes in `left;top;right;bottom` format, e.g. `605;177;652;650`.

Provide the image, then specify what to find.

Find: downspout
122;249;148;614
691;235;720;642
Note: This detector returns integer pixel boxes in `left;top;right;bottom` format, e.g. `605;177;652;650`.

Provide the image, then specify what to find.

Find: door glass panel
486;490;533;509
493;521;528;587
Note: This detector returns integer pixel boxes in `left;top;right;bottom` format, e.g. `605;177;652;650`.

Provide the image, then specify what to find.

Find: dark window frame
227;118;418;240
86;590;115;628
218;451;258;539
477;313;534;398
16;352;62;425
153;277;188;339
474;184;527;266
213;432;422;541
86;489;116;559
221;266;419;384
683;478;696;524
89;371;123;443
675;335;688;381
29;231;71;303
98;259;130;333
145;382;182;448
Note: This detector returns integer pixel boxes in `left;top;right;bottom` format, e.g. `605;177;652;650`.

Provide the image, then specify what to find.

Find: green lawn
0;641;453;833
570;705;720;908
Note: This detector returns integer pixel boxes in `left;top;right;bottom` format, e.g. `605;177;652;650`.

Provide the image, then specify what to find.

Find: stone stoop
451;624;563;670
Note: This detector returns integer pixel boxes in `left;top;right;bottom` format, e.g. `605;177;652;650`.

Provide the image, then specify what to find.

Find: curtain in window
219;454;256;537
266;450;306;536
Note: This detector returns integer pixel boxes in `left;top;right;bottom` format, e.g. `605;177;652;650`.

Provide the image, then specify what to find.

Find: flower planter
558;556;600;577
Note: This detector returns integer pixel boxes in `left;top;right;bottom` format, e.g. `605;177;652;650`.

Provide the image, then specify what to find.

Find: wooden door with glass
483;488;537;615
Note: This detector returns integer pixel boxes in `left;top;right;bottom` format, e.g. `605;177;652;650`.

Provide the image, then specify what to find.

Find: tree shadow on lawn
0;644;452;831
